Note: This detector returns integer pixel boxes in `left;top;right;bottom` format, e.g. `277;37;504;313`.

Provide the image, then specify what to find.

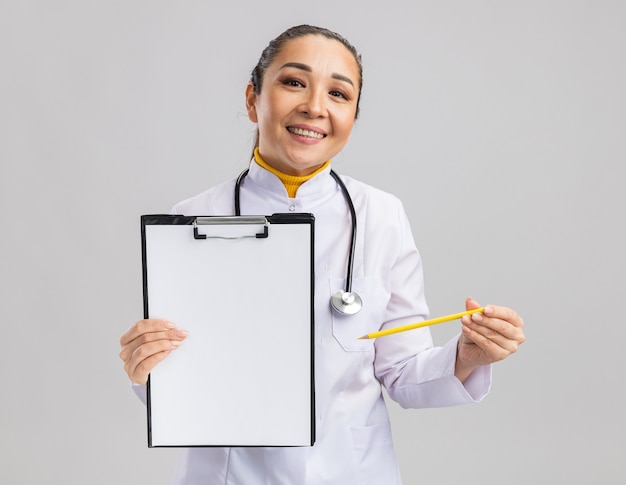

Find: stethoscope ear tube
234;168;249;216
234;167;362;315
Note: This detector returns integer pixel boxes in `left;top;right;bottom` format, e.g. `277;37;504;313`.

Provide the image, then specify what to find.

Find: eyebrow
279;62;355;87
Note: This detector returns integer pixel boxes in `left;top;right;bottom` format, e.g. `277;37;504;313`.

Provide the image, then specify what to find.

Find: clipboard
141;213;315;447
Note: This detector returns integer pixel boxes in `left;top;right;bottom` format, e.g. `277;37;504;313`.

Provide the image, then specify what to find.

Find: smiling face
246;35;361;176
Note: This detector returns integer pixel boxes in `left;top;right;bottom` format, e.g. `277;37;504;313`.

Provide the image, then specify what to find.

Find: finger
472;307;525;338
483;305;524;328
469;313;518;339
465;297;482;311
120;319;178;346
124;338;183;383
461;324;519;361
119;328;188;362
128;349;173;385
461;297;483;328
464;313;523;352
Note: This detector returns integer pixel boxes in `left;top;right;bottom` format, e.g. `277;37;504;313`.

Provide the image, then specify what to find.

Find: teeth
288;127;324;139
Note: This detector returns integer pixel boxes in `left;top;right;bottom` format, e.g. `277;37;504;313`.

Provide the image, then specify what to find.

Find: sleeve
373;202;492;408
132;382;148;405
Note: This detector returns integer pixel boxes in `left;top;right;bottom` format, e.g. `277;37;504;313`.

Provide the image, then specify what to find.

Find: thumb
465;296;482;311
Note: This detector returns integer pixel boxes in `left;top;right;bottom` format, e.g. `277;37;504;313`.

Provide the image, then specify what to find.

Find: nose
299;87;327;118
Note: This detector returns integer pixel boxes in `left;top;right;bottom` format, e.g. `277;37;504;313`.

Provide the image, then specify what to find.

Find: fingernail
484;305;494;315
171;340;181;348
177;330;189;338
165;322;176;329
471;312;483;322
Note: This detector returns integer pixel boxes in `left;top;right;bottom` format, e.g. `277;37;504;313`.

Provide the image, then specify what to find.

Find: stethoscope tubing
234;167;360;314
328;170;357;295
234;168;249;217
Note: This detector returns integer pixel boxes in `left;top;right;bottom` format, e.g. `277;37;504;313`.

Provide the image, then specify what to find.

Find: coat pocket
330;276;390;351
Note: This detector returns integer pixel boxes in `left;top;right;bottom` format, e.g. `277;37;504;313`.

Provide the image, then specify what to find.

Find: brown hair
249;25;363;159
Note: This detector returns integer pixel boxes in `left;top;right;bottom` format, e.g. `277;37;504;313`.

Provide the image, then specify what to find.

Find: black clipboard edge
141;215;194;447
140;213;316;447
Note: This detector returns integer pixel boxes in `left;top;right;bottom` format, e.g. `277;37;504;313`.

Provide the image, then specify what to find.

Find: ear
245;83;258;123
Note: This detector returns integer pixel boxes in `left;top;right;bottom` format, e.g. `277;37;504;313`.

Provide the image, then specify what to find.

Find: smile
287;127;326;139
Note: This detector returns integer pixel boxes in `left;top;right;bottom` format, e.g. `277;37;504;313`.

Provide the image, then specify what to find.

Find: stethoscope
235;167;362;315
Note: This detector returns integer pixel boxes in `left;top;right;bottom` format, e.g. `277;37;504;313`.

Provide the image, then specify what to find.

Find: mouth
287;126;326;140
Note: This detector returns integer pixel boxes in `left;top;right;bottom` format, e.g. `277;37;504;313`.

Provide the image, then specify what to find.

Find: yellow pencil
358;307;485;340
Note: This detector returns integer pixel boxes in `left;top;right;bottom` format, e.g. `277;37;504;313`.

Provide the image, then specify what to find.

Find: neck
253;148;330;198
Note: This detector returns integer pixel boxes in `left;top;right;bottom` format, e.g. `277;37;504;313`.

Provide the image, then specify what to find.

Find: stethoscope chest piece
331;290;362;315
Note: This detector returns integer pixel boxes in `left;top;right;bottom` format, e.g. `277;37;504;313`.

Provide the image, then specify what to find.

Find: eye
283;79;304;88
329;90;348;100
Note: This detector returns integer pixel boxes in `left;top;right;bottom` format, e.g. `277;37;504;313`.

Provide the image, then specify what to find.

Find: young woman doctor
119;25;525;485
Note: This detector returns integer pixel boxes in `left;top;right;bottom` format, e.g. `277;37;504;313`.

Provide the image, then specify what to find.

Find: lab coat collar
247;159;336;200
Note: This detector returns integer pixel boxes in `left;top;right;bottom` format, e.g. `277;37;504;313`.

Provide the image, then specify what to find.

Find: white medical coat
133;160;491;484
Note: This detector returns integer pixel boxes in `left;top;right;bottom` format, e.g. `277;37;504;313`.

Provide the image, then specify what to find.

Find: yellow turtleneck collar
253;148;330;198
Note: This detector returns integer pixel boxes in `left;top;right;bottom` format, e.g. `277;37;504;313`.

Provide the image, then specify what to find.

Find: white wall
1;1;624;483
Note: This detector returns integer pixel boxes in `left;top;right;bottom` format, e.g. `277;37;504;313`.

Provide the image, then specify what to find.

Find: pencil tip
357;335;370;340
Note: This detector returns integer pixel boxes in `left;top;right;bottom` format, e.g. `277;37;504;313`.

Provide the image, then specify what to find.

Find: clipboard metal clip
193;216;269;240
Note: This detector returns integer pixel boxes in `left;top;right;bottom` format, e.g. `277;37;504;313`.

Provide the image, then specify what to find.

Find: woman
119;24;525;484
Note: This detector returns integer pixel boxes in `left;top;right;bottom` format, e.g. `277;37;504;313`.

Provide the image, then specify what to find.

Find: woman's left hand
455;297;525;381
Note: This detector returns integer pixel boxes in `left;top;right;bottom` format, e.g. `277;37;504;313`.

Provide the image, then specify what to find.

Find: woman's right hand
119;319;188;385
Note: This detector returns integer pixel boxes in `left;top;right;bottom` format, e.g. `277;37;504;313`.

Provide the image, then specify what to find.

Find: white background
1;1;624;483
